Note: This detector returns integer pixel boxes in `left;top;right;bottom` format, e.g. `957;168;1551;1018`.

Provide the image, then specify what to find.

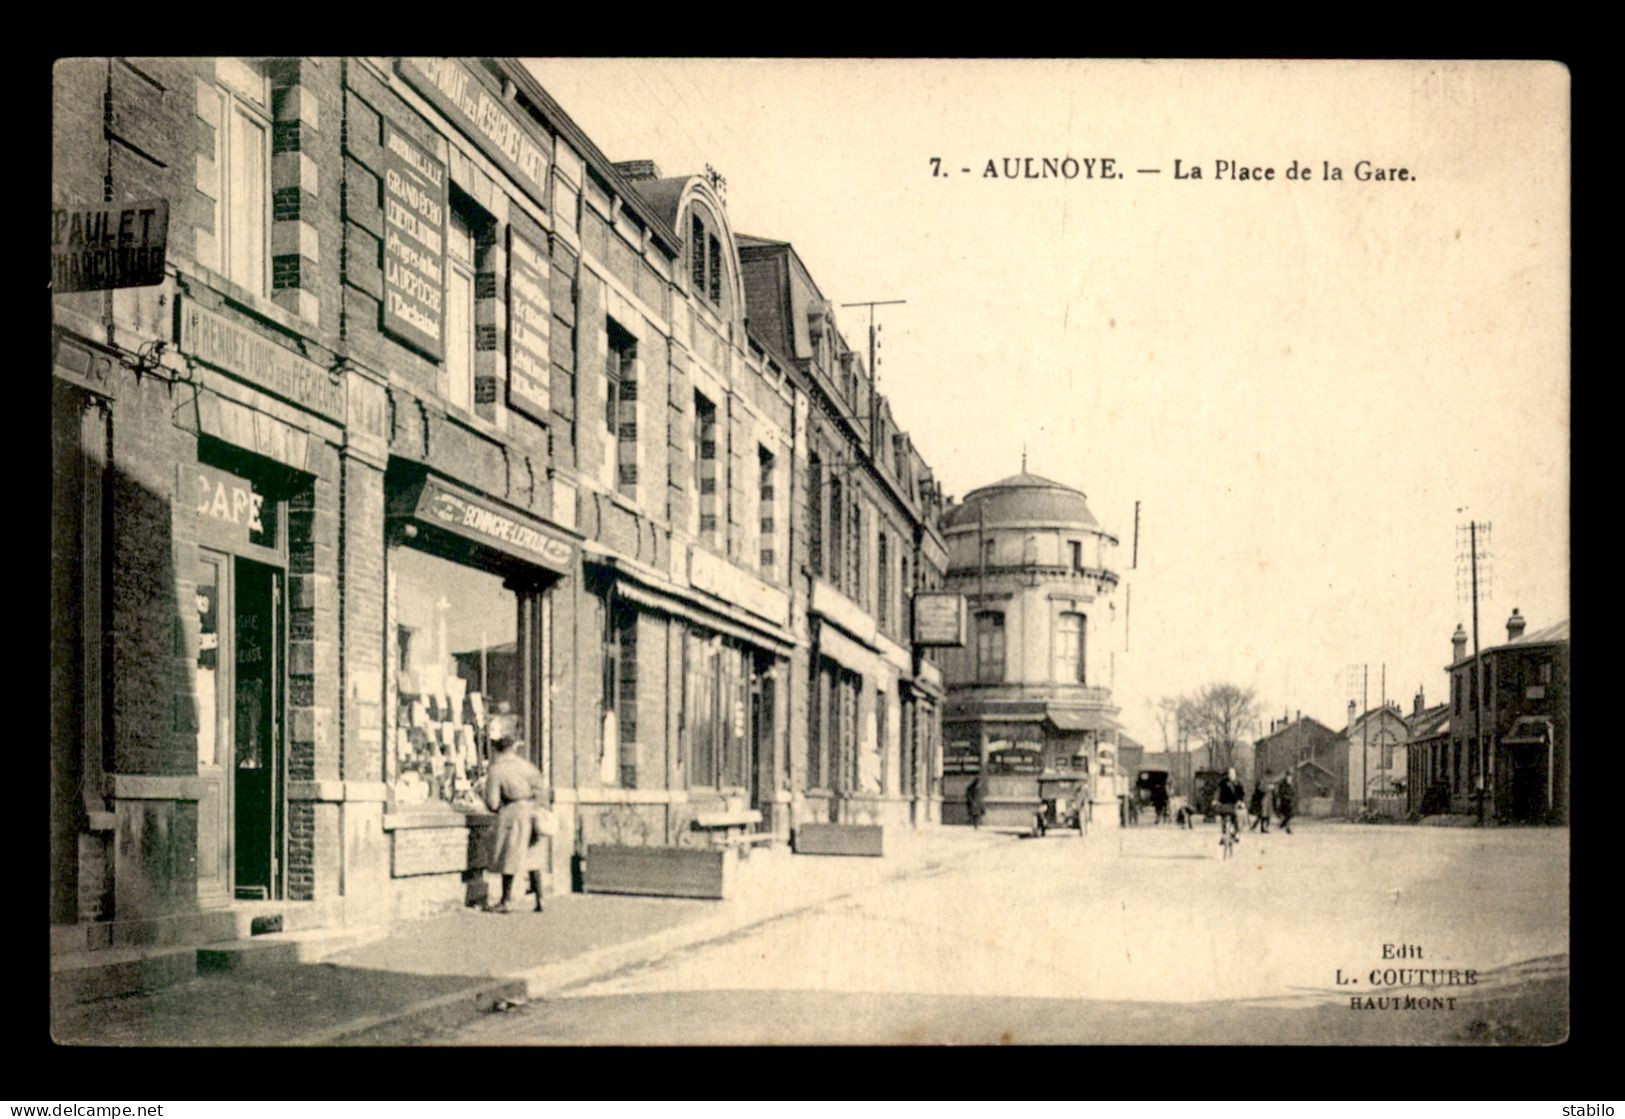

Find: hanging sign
913;592;968;647
51;199;169;292
380;120;447;358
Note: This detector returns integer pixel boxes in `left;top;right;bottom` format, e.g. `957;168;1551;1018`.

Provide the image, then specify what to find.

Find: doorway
195;548;286;902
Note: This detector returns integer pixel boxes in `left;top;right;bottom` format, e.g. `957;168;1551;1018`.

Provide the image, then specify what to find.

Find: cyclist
1215;766;1247;848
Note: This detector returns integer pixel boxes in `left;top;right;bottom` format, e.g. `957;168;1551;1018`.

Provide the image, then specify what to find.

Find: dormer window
690;210;723;309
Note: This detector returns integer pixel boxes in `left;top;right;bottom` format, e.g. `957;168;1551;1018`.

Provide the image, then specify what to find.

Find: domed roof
944;471;1101;531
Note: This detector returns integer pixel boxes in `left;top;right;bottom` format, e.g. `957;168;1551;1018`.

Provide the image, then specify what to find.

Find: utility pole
840;299;907;388
1457;516;1493;823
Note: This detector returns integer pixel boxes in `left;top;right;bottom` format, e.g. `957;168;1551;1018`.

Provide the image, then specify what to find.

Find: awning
393;473;576;576
816;621;889;680
1501;716;1554;745
612;577;797;653
1045;707;1122;734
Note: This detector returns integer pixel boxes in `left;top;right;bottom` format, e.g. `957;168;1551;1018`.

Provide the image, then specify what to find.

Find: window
389;545;525;802
877;533;890;630
1069;540;1084;572
1452;672;1462;715
976;610;1006;683
200;59;270;295
689;210;724;308
607;319;638;499
758;445;777;576
694;392;718;543
1054;611;1086;683
444;209;476;413
982;538;996;569
828;476;843;589
851;502;864;605
808;453;823;577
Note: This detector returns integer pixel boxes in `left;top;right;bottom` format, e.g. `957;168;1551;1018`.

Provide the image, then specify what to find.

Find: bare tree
1183;683;1261;773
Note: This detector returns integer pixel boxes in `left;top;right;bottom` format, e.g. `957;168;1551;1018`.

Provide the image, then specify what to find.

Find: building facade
1428;611;1570;824
736;236;950;829
1337;701;1412;810
50;56;948;945
934;472;1124;826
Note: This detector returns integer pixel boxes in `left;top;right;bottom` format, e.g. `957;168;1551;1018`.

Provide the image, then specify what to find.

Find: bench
689;810;772;857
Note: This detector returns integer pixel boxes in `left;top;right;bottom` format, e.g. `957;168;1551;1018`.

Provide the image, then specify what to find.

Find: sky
524;59;1570;751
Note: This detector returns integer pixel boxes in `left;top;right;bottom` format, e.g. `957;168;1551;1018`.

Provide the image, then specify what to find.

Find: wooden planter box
793;823;885;857
582;845;735;900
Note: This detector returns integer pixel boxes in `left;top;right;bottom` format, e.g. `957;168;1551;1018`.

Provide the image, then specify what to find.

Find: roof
628;177;691;232
944;472;1102;532
1449;618;1570;669
1254;715;1340;746
1406;704;1451;740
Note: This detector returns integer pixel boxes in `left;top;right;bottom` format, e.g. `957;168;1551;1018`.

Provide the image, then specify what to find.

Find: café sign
415;480;574;574
51;199;169;292
179;299;346;424
182;462;271;551
397;59;550;210
913;592;968;647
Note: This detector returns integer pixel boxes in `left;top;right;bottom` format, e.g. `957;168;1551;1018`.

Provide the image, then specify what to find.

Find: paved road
425;822;1569;1045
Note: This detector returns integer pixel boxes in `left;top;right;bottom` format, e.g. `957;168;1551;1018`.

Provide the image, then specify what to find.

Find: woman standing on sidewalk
483;736;549;913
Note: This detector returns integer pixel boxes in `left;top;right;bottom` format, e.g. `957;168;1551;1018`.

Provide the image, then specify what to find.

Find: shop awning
612;576;798;653
1501;716;1554;745
1044;707;1121;733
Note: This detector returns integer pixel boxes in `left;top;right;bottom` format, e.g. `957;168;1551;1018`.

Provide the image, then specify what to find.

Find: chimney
613;159;662;182
1413;687;1425;717
1347;699;1357;728
1507;608;1527;641
1451;624;1468;662
1295;709;1301;723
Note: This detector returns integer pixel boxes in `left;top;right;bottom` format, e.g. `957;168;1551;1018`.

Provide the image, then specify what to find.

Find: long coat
484;752;547;875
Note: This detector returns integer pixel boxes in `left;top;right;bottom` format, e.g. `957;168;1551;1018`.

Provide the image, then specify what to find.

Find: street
408;822;1568;1046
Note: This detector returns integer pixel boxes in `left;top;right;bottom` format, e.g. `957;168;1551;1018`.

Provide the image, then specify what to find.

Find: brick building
1425;612;1569;823
50;57;951;949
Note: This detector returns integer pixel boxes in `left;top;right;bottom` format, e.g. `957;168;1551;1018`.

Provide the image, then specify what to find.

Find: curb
305;833;1009;1045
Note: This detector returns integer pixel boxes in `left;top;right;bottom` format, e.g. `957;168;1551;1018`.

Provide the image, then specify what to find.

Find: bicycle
1219;820;1237;860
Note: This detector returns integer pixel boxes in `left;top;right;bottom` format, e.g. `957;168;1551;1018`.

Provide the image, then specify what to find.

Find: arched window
1054;612;1086;683
975;610;1005;683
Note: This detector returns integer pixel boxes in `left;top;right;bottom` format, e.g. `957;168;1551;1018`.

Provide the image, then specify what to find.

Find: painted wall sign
415;480;574;573
397;58;551;210
51;199;169;292
913;592;968;647
178;299;345;423
506;227;552;421
181;462;273;551
380;120;447;358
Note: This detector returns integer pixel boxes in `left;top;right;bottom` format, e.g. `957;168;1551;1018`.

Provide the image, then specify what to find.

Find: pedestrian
1276;770;1296;834
1151;781;1169;825
966;776;984;829
1216;766;1246;846
483;736;549;913
1250;770;1274;833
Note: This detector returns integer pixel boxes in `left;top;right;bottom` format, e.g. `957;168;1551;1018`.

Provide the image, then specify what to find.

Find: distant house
1338;701;1413;807
1252;712;1342;798
1435;611;1570;824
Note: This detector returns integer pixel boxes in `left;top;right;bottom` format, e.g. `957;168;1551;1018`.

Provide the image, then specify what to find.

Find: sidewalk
50;826;1010;1047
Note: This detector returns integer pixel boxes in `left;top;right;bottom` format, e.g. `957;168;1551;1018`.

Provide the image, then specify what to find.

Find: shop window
976;610;1006;683
603;599;637;787
444;207;477;414
200;59;270;296
694;391;719;544
389;545;523;804
684;629;750;790
758;445;777;577
1054;611;1087;684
